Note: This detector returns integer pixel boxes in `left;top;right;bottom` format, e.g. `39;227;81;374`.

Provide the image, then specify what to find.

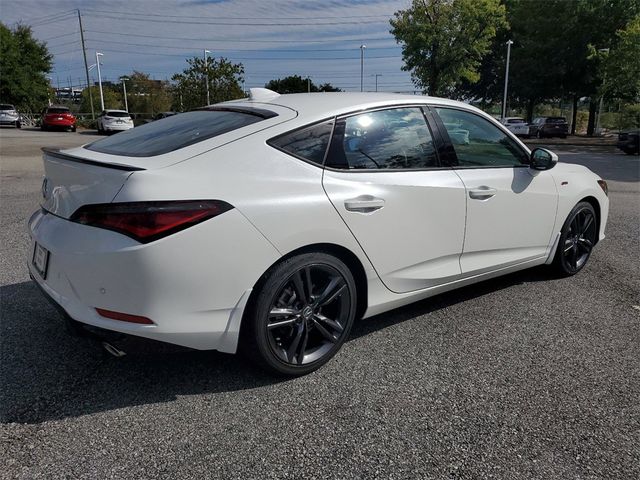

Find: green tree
265;76;341;93
172;56;244;110
0;23;53;112
390;0;507;96
79;85;121;113
123;72;172;114
600;15;640;102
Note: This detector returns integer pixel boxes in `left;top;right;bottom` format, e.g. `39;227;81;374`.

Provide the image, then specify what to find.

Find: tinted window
546;117;566;123
0;104;14;110
326;108;438;170
105;111;130;118
435;108;528;167
86;109;271;157
47;107;70;114
269;120;334;165
507;118;525;124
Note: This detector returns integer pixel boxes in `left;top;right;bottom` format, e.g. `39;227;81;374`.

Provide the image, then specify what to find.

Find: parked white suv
97;110;133;134
500;117;529;137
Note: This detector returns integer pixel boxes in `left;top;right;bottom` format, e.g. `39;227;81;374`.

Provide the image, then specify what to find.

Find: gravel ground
1;127;639;479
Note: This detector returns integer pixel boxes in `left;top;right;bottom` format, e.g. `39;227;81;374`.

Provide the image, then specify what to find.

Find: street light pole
121;77;129;112
360;45;366;92
204;49;211;105
95;52;104;111
501;40;513;120
374;74;382;92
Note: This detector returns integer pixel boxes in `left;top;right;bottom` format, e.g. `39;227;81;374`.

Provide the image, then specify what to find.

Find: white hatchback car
96;109;134;134
29;90;609;375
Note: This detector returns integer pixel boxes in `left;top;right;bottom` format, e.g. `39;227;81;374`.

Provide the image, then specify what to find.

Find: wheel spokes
286;323;305;363
581;213;594;234
314;313;344;333
315;277;346;307
292;270;308;305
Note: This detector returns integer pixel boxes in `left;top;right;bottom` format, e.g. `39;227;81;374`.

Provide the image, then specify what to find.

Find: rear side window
105;111;130;118
86;108;274;157
268;120;334;165
326;107;438;170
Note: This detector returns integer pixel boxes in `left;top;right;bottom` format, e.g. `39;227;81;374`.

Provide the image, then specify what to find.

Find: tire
71;125;76;132
552;201;598;276
536;130;544;139
242;252;357;376
41;124;47;131
559;134;567;139
15;121;21;129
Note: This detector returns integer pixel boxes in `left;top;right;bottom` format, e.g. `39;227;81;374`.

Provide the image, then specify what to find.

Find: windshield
86;108;276;157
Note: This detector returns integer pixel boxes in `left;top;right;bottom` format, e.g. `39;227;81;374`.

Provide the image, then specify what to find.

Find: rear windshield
507;118;525;124
0;104;15;110
86;108;276;157
105;111;130;118
47;107;70;114
546;117;566;123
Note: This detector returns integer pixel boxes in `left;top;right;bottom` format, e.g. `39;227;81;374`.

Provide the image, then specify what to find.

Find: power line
85;13;387;26
90;47;401;61
82;8;392;21
84;37;399;53
86;29;394;44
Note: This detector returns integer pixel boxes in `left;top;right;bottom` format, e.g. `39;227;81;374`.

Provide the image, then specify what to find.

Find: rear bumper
103;123;133;132
44;120;75;127
27;208;280;352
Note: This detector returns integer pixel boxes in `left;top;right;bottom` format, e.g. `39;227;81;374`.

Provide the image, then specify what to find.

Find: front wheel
553;202;598;276
242;252;357;376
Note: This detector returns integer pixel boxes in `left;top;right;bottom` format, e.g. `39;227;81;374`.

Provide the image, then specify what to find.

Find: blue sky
3;0;416;92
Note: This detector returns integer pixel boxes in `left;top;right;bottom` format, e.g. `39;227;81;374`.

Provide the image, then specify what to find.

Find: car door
322;106;467;293
432;107;558;274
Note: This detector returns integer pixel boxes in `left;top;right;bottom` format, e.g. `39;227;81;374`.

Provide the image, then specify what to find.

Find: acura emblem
41;177;49;199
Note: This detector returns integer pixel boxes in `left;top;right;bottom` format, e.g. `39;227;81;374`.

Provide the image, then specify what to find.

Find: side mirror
530;147;558;170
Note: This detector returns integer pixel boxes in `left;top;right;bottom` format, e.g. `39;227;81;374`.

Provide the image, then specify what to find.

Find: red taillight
96;308;154;325
70;200;233;243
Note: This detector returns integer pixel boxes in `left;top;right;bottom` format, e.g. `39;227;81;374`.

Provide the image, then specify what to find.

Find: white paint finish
454;167;558;273
323;169;466;292
28;92;610;355
40;152;133;218
28;208;280;351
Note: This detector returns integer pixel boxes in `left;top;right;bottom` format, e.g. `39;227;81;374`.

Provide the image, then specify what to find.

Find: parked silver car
0;104;21;128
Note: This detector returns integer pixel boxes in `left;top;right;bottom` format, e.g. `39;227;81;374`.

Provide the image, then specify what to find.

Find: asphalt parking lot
1;127;638;479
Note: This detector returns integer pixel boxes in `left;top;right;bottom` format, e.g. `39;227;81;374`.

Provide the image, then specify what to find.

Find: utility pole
501;40;513;120
360;45;366;92
96;52;104;111
204;49;211;105
121;77;129;112
77;10;94;119
307;77;311;93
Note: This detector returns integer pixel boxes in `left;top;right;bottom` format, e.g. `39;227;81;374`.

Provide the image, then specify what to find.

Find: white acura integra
28;89;609;375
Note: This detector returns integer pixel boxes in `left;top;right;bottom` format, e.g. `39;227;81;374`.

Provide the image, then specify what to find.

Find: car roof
222;92;478;123
105;109;128;113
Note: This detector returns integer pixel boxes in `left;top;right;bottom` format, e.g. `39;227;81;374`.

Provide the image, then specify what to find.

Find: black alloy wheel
554;202;598;276
243;252;357;376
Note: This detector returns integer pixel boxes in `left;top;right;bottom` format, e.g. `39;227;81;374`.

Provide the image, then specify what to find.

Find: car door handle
344;195;385;213
468;187;497;200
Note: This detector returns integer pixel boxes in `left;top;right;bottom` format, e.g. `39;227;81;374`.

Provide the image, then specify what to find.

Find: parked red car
41;106;76;132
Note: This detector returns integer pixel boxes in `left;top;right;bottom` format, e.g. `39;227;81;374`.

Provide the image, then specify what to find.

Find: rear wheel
242;252;357;376
537;130;544;139
553;202;597;276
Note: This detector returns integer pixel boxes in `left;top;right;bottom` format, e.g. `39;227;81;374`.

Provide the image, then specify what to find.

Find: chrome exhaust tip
102;341;126;358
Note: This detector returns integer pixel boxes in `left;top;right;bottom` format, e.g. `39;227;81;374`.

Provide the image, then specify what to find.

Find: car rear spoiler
41;147;146;172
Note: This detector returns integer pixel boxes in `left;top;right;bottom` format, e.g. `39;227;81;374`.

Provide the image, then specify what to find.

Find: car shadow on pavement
1;267;552;425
